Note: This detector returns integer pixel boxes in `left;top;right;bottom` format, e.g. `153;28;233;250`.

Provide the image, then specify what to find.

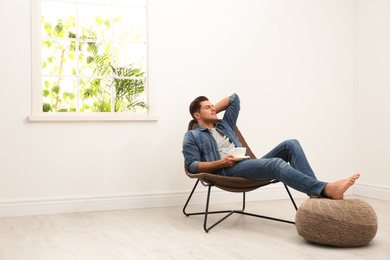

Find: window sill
28;113;158;122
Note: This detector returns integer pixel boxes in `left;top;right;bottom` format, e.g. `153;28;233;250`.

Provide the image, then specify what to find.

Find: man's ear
193;112;201;120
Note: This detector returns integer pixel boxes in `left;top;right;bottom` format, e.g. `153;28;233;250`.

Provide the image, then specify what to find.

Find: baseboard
2;183;384;218
0;183;306;218
353;183;390;201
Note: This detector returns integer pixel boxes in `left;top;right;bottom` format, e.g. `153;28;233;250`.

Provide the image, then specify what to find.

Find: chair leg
183;181;296;233
183;180;241;232
183;179;200;216
183;180;232;218
203;184;236;233
242;192;246;211
283;184;298;211
203;184;211;232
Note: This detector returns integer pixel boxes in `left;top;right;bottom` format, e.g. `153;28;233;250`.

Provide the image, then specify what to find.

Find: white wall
354;1;390;188
154;0;354;189
0;0;359;215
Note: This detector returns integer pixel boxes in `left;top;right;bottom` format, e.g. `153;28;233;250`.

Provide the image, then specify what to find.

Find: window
30;0;156;121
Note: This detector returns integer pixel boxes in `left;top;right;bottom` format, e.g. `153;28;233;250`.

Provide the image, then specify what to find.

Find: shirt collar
197;121;220;131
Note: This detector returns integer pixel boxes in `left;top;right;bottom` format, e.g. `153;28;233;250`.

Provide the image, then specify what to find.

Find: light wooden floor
0;196;389;260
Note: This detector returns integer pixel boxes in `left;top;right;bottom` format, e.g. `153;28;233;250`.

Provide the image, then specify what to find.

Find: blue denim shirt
182;93;243;174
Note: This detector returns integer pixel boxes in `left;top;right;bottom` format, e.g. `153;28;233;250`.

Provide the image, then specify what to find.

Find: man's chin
205;118;218;124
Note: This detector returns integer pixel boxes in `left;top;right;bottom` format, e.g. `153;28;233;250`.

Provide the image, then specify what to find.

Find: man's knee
285;139;299;145
283;139;301;150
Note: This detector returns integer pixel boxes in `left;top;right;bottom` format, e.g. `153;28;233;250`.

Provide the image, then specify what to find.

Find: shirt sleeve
222;93;240;130
182;131;201;174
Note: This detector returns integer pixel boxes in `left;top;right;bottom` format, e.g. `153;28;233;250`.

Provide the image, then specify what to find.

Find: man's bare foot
323;174;360;200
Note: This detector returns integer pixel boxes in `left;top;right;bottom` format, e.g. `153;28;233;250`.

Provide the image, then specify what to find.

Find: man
182;93;359;199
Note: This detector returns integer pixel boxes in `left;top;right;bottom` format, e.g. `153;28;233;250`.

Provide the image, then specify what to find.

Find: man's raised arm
214;96;230;114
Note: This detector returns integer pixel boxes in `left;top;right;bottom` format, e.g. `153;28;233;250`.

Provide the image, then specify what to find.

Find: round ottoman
295;196;378;247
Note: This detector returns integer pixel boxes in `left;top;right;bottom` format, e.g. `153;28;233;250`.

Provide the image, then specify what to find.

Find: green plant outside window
41;0;147;113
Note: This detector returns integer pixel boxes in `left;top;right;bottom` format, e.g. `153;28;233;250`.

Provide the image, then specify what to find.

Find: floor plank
0;235;40;260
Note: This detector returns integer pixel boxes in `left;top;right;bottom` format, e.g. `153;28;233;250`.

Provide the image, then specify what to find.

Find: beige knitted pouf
295;196;378;247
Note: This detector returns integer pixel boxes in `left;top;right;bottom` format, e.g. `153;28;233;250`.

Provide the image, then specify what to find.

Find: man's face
196;100;218;122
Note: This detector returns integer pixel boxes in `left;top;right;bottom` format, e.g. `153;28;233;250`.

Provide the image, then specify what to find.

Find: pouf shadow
295;196;378;247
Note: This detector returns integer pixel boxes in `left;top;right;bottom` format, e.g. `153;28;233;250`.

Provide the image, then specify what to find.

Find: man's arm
214;96;230;114
184;130;243;174
221;94;240;130
196;155;242;173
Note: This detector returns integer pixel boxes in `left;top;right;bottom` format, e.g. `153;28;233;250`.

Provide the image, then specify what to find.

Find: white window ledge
28;113;158;122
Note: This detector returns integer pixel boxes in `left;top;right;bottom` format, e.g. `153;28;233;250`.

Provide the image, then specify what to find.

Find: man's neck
198;120;215;129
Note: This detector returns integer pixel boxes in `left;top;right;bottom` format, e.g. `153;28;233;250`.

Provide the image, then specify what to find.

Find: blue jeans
222;139;327;197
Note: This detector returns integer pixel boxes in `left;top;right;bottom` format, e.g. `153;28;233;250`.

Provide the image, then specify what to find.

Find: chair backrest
187;119;256;159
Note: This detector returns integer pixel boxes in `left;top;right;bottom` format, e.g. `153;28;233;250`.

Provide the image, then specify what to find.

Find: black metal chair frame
183;178;298;233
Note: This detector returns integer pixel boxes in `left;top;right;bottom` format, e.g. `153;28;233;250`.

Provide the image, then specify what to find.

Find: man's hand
196;155;243;173
221;154;243;168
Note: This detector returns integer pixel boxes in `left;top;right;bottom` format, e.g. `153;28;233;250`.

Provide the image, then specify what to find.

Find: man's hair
189;96;209;121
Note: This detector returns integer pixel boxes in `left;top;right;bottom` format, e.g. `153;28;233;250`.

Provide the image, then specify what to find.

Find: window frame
29;0;157;121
